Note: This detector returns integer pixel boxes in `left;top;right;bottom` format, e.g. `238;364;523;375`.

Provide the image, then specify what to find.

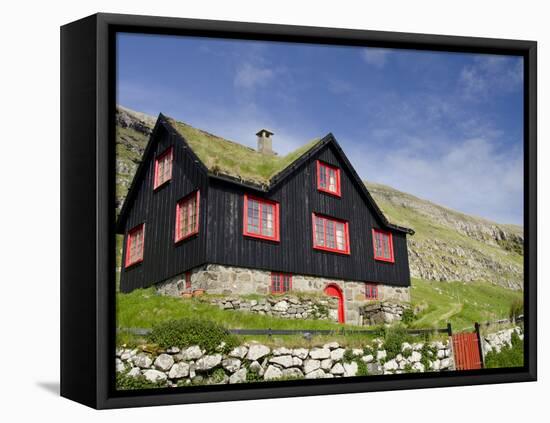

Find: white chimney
256;129;275;155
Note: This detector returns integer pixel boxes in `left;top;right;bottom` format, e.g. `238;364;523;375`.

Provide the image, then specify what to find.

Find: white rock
115;359;126;373
133;353;152;369
143;369;167;383
195;354;222;371
229;346;248;359
249;361;264;376
323;342;340;350
410;351;422;363
168;362;190;379
229;368;247;384
309;348;330;359
273;347;293;356
166;346;180;354
264;365;283;380
343;361;358;377
182;345;203;360
440;358;452;369
330;348;346;361
401;342;412;352
352;348;363;357
304;359;321;374
431;359;441;370
376;350;387;361
324;373;335;378
154;354;174;372
293;357;303;367
395;354;403;362
305;369;326;379
383;359;398;371
437;349;446;359
222;358;241;373
330;363;345;375
292;348;309;359
127;367;141;378
361;354;374;363
321;359;333;370
282;368;304;379
246;344;271;361
269;355;294;368
273;301;289;312
412;362;425;372
413;343;423;351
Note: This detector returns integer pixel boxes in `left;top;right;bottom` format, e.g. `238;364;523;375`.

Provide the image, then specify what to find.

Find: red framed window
316;160;341;197
312;213;350;255
365;283;379;300
175;190;200;242
185;272;192;290
243;194;280;242
271;272;292;294
154;146;173;189
125;223;145;268
372;228;394;263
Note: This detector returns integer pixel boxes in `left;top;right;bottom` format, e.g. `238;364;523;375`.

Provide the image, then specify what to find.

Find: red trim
124;223;145;268
153;146;173;190
175;190;200;243
270;272;292;294
324;284;345;323
243;194;280;242
365;283;379;300
316;160;341;197
372;228;395;263
311;212;350;255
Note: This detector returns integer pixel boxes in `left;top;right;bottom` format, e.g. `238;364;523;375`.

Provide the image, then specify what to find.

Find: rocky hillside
115;105;523;290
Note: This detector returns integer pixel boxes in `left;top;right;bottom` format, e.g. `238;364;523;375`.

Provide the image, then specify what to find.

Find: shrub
148;318;239;353
356;358;369;376
116;372;166;390
343;349;355;363
509;298;524;321
485;331;524;368
401;309;415;325
383;326;412;360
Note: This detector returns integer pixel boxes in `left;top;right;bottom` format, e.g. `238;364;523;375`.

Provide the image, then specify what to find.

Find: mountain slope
115;105;523;290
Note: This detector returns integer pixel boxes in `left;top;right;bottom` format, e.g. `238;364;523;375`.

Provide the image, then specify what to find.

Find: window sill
313;245;350;255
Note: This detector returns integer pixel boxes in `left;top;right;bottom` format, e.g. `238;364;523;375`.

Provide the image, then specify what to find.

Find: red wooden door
452;332;482;370
324;284;345;323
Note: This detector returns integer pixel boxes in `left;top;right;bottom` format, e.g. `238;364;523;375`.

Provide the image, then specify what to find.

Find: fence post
268;327;272;338
446;323;452;336
474;322;485;369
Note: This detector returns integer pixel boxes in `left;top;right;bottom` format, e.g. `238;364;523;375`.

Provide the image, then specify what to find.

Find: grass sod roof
166;118;321;186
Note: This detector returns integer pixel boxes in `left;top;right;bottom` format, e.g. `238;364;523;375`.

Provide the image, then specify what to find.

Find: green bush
148;318;239;353
485;331;524;368
401;309;415;325
383;326;412;360
116;372;166;390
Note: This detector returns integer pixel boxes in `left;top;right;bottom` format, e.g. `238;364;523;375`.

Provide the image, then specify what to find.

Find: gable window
125;223;145;268
243;194;280;242
317;160;341;197
154;146;173;189
175;190;200;242
365;283;379;300
312;213;350;254
271;272;292;294
372;228;394;263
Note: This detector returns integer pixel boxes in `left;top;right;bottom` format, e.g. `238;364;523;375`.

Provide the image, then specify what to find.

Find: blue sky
117;33;524;225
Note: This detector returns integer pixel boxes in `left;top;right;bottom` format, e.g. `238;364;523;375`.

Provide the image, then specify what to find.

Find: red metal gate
452;331;483;370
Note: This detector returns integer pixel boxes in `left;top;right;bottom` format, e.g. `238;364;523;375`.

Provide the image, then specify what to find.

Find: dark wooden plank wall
206;143;411;287
119;124;208;292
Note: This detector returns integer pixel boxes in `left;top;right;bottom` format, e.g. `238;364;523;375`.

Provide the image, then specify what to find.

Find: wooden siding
119;124;208;293
206;143;411;287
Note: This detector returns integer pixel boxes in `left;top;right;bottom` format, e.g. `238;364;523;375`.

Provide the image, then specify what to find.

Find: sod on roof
167;118;321;186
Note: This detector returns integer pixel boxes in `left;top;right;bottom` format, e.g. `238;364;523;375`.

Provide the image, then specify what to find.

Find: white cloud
360;48;392;68
234;63;274;90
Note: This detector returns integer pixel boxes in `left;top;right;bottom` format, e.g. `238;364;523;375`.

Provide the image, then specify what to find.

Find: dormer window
154;146;173;190
372;229;394;263
317;160;341;197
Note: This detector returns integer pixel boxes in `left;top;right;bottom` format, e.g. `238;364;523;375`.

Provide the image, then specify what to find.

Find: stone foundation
156;264;411;325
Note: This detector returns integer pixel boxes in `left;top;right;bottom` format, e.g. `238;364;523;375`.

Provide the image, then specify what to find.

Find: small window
365;283;378;300
312;213;350;254
372;229;394;263
243;194;280;242
271;272;292;294
125;223;145;268
175;190;200;242
154;146;173;189
185;272;192;290
317;160;341;196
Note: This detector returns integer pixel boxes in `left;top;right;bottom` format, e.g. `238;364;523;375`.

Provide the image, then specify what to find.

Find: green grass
410;278;523;331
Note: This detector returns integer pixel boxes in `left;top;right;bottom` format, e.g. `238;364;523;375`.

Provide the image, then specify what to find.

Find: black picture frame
60;12;537;409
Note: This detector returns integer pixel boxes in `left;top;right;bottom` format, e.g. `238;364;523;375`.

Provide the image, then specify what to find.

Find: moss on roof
167;118;321;185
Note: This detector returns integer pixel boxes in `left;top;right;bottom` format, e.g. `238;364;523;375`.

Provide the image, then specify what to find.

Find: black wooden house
117;113;414;323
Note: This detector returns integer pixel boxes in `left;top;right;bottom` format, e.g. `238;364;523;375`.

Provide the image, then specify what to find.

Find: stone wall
116;339;454;389
360;302;411;325
205;295;339;321
156;264;411;325
481;326;523;356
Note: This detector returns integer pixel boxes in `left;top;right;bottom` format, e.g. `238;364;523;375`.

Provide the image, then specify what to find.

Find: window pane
326;220;336;249
319;165;327;188
315;217;325;246
328;168;337;192
262;203;274;237
283;275;290;292
335;222;345;251
247;199;260;233
382;233;390;258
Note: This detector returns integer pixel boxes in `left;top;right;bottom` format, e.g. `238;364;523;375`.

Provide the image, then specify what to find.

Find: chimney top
256;129;275;155
256;129;274;137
